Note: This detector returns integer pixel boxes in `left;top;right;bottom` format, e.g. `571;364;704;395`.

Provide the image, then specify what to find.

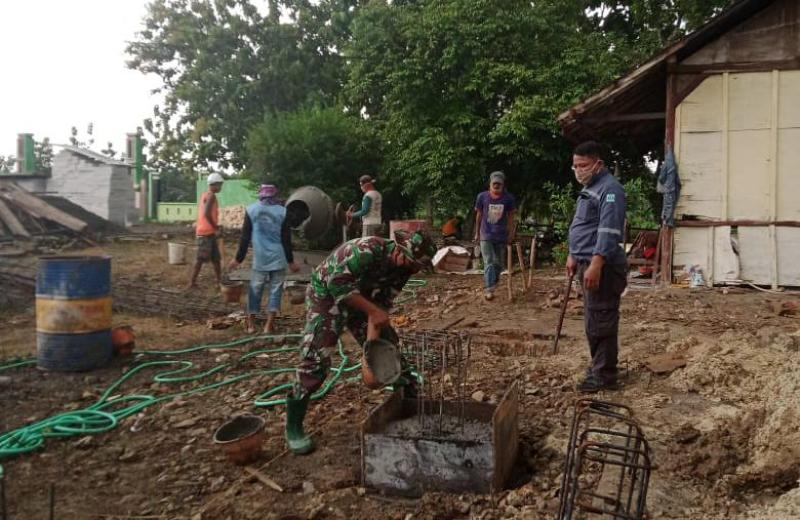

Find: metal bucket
362;338;402;389
36;256;113;371
167;242;187;265
213;415;266;465
284;282;307;305
220;280;244;303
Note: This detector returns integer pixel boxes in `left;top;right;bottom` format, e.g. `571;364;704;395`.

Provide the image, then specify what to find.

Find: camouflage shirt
310;237;413;308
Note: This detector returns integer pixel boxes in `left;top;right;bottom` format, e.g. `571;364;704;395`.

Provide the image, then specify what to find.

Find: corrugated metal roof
557;0;776;145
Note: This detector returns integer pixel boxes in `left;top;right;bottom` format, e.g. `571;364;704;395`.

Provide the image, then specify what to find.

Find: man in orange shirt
188;173;224;289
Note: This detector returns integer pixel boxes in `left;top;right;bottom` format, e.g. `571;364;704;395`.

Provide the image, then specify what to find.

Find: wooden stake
244;466;284;492
515;242;528;291
528;236;537;287
506;244;513;300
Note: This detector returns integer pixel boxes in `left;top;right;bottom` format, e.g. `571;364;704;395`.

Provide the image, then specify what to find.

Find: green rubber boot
285;394;315;455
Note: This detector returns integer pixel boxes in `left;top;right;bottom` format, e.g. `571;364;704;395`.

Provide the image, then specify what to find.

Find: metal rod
553;272;575;355
558;399;651;520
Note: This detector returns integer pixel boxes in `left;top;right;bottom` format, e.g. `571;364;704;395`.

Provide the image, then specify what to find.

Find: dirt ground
3;232;800;519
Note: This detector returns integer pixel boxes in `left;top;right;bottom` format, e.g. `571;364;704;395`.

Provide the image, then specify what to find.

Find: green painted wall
157;202;197;222
196;178;257;208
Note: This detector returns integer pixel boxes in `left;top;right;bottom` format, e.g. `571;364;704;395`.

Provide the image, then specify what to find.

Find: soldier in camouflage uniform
285;230;436;455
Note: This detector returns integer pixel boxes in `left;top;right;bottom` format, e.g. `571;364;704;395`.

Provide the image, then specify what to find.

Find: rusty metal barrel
36;256;113;371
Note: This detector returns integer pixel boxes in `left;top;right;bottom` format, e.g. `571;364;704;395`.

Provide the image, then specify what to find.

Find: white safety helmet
207;173;224;185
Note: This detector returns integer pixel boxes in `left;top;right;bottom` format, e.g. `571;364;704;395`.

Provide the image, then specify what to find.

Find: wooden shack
558;0;800;287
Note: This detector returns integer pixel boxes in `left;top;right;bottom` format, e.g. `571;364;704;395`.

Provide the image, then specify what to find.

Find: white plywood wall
673;70;800;286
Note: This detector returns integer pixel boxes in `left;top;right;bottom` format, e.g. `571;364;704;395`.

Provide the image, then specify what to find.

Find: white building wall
48;150;113;222
673;70;800;287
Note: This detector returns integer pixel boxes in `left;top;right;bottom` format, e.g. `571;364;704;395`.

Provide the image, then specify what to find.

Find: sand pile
667;331;765;400
742;484;800;519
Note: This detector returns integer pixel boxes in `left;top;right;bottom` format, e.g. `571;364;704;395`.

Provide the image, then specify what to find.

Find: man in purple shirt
474;171;516;300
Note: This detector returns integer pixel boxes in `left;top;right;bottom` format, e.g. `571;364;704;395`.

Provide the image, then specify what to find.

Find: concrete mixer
285;186;348;248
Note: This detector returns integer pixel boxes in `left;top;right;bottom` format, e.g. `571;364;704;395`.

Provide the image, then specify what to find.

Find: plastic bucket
167;242;187;265
389;220;428;241
36;255;113;371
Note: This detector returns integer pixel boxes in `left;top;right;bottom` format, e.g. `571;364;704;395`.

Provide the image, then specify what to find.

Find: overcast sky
1;0;161;157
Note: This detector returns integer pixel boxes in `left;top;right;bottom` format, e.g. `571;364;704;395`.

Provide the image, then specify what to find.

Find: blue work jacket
568;169;627;265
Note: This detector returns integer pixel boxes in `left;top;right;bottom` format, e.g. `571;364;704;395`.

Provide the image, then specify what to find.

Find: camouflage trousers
293;287;414;398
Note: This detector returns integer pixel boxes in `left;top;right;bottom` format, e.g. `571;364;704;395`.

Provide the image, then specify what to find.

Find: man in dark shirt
473;171;516;300
566;141;627;393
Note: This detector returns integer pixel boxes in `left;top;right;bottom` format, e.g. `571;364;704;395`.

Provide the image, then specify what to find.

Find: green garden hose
0;334;353;467
0;278;427;469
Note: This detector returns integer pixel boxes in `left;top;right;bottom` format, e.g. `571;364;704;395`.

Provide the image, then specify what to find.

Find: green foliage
552;242;570;267
0;156;15;174
543;181;577;239
34;138;53;175
623;176;659;229
245;106;383;210
127;0;735;216
127;0;362;171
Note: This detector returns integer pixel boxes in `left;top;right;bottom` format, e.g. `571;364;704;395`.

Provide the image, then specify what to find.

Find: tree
245;106;385;209
34;138;53;175
343;0;732;219
0;155;15;174
127;0;363;171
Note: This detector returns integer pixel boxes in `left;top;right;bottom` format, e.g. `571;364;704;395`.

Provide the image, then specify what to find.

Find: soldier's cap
393;230;437;269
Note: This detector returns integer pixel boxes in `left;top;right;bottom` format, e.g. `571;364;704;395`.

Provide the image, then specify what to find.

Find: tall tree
127;0;362;171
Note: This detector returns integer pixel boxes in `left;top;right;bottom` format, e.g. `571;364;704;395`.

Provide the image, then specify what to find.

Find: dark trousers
577;261;627;383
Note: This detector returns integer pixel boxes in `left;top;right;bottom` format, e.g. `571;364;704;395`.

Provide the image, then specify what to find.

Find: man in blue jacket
229;184;299;334
566;141;627;393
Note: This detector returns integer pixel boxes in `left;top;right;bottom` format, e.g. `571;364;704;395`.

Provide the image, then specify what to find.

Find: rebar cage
397;329;472;437
558;398;652;520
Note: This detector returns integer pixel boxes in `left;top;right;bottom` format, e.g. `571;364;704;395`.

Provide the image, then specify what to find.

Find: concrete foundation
361;382;518;496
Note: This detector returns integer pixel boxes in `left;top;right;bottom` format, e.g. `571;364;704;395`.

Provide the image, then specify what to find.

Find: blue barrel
36;256;113;371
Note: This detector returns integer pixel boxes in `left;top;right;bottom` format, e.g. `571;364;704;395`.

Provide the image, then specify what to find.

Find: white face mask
572;160;600;186
574;169;594;186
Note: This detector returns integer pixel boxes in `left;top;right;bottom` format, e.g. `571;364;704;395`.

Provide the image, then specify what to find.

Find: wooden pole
506;244;513;301
528;236;536;287
515;242;527;291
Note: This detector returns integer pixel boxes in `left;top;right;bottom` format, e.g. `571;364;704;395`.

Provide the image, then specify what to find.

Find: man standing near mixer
347;175;383;237
188;173;224;290
228;184;300;334
284;230;437;455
